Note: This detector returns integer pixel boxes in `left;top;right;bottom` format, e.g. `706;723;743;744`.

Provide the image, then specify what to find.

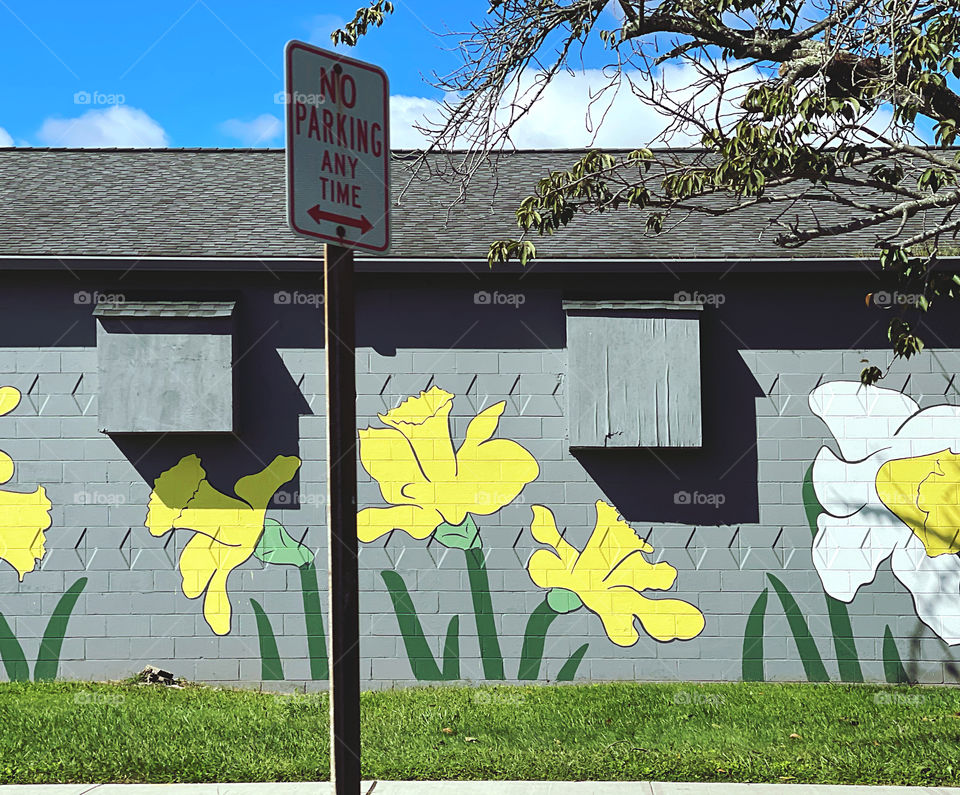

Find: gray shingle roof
0;147;930;261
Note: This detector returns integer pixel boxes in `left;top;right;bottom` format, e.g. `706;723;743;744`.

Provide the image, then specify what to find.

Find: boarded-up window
94;301;235;433
564;300;702;448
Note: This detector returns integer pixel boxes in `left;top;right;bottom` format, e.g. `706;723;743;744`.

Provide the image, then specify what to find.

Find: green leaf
298;561;328;680
556;643;589;682
464;546;505;680
546;587;583;614
442;615;460;681
767;573;829;682
883;625;910;684
742;588;768;682
254;519;313;567
434;515;480;550
34;577;87;682
0;612;27;682
381;570;445;681
250;599;284;681
518;599;561;680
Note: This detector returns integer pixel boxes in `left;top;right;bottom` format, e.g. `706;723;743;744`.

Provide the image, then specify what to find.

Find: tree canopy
336;0;960;382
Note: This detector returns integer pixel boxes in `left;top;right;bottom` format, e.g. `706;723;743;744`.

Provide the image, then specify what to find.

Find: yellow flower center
876;449;960;557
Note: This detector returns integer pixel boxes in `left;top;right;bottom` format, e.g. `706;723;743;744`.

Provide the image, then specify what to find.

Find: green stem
298;561;328;680
250;599;284;680
463;545;504;680
556;643;589;681
883;625;910;684
518;599;559;680
742;588;768;683
34;577;87;682
767;573;829;683
381;570;444;681
442;615;460;681
0;611;27;682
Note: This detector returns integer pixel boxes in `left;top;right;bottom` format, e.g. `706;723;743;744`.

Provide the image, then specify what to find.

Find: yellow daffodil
357;386;539;543
0;386;51;581
146;453;301;635
527;501;705;646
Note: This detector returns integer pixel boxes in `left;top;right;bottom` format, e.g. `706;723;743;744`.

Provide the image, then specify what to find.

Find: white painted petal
895;405;960;457
812;508;904;601
811;445;889;518
809;381;919;460
891;534;960;646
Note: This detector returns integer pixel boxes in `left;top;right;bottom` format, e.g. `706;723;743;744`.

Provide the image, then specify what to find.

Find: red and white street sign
285;40;390;251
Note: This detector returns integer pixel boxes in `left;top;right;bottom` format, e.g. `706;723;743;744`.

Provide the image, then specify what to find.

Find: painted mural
145;453;302;636
5;360;960;687
143;453;328;681
810;380;960;644
358;387;705;681
0;386;85;682
743;379;960;685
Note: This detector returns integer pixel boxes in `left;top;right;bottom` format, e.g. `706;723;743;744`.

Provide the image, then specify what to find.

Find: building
0;147;955;687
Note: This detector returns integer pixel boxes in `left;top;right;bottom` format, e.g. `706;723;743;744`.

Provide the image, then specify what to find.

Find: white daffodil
809;380;960;645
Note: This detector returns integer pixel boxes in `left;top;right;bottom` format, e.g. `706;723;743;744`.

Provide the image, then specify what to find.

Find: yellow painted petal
145;454;206;536
527;505;579;591
358;426;429;506
203;569;232;636
234;455;301;509
0;387;20;418
0;451;14;486
378;387;457;483
599;587;706;646
357;504;442;543
432;438;539;522
0;486;51;580
461;401;506;447
878;450;960;556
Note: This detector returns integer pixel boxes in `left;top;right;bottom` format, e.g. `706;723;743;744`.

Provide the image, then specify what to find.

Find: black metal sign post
324;242;360;794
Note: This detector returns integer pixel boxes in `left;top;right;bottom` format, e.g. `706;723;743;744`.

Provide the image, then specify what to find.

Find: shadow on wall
108;288;316;505
572;309;764;526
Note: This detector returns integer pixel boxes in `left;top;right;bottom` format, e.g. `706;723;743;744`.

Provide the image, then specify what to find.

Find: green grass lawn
1;680;960;784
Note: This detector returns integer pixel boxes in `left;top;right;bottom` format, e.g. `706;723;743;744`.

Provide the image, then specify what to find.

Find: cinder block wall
0;274;958;688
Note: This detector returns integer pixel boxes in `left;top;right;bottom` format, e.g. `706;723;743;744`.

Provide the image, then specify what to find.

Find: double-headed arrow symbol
307;205;373;235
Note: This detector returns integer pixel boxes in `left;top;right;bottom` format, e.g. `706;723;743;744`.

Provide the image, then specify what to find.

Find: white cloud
386;65;756;149
0;128;12;147
390;96;443;149
220;114;282;146
37;105;168;147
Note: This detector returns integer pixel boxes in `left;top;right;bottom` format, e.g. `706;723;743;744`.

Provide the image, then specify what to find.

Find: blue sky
0;0;480;147
0;1;919;150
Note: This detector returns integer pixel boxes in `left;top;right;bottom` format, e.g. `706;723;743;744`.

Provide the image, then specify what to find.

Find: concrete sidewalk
1;783;959;794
